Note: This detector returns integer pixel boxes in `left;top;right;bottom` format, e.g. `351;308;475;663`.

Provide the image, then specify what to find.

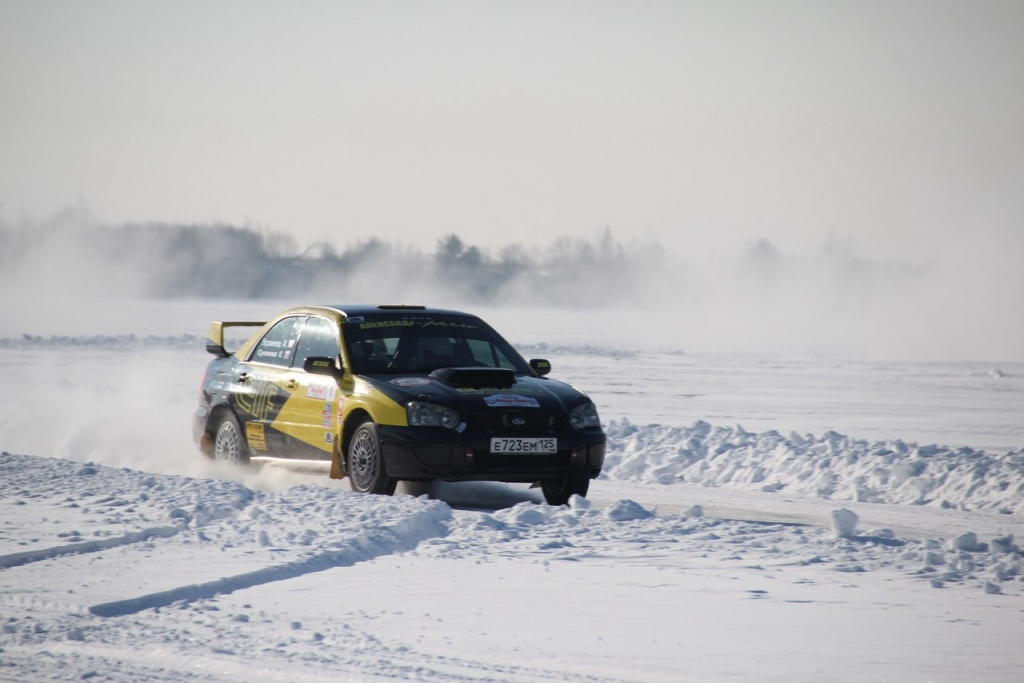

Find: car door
272;315;344;460
235;316;307;456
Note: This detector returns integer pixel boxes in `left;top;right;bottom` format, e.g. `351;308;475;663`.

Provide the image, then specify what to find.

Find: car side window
251;316;306;367
293;317;340;369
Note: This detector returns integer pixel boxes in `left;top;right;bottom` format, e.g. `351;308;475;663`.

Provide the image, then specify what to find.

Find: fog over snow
2;211;1022;363
3;0;1023;363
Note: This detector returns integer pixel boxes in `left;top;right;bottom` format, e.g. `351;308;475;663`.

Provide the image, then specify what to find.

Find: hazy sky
2;0;1022;260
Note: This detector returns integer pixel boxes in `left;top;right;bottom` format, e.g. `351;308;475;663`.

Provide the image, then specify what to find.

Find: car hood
359;369;591;414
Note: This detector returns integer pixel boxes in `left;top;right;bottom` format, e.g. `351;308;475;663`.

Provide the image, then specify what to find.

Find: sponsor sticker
307;382;337;402
483;394;541;409
337;398;345;423
246;422;267;450
324;432;334;444
359;320;416;329
322;402;333;428
390;377;432;388
422;320;477;330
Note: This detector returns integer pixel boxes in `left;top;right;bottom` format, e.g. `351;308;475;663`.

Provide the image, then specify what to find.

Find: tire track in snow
2;453;456;621
88;505;452;617
0;525;182;569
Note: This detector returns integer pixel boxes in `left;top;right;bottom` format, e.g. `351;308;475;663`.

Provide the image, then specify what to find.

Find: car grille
473;410;559;432
474;451;571;469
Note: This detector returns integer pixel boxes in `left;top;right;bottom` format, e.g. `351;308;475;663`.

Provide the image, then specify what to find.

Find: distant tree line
0;216;661;306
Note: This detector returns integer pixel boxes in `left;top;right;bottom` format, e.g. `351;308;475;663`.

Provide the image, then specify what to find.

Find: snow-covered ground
2;300;1023;682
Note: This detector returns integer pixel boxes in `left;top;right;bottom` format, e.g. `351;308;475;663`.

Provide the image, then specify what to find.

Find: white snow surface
2;301;1024;681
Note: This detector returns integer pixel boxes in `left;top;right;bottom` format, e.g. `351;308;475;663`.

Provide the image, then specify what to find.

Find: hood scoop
429;367;516;390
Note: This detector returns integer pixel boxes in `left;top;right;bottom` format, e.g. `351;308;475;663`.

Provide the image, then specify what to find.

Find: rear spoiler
206;321;266;358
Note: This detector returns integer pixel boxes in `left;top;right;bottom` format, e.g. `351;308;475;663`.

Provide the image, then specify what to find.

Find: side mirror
529;358;551;377
303;356;345;379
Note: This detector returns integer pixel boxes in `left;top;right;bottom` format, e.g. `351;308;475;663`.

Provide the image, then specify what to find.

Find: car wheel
541;476;589;506
213;412;249;466
347;421;397;495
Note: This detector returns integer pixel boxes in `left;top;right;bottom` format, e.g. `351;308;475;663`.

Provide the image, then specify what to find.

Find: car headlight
407;401;461;429
569;401;601;430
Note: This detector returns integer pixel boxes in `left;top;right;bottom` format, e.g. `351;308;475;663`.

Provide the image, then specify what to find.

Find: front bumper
377;425;605;483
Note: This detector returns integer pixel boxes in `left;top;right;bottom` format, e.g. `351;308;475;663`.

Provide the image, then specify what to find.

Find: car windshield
341;313;532;375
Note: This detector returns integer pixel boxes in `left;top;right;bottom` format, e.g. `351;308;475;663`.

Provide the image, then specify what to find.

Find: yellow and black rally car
194;305;605;505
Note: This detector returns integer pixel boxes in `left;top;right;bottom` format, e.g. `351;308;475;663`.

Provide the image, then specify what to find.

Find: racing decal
236;379;290;421
322;402;333;428
337;398;345;423
246;422;268;450
484;394;541;409
422;320;478;330
391;377;432;388
255;339;287;361
307;381;338;402
355;319;478;331
358;320;416;329
324;432;334;444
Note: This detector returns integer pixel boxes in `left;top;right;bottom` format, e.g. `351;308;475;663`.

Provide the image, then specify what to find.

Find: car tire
541;476;589;506
212;412;250;466
347;421;397;495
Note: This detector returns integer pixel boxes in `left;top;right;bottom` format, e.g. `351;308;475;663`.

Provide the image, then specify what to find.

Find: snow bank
3;450;1024;683
603;419;1024;513
0;452;452;616
0;451;256;553
411;499;1024;597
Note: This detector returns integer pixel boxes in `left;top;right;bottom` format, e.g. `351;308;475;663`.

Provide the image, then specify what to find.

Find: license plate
490;437;557;454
